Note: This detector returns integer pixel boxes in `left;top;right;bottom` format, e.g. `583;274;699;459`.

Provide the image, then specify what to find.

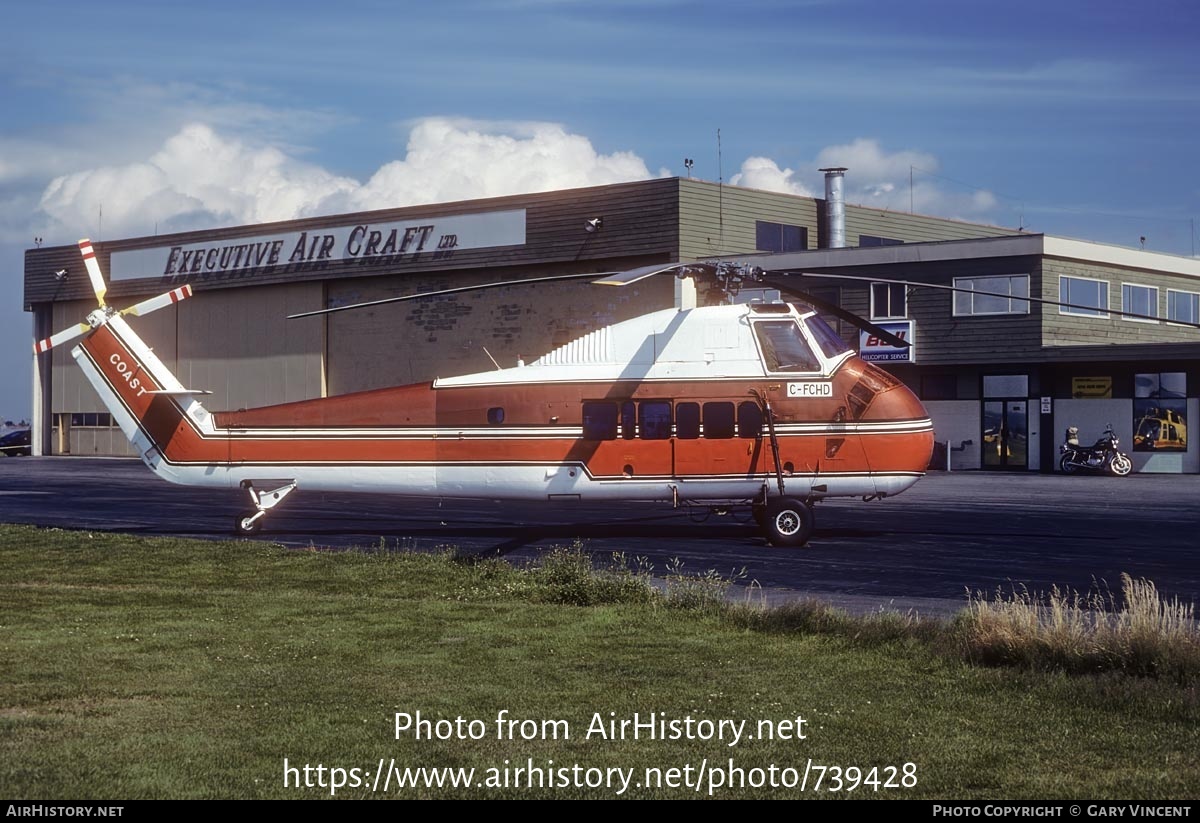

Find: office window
870;282;906;320
755;221;807;253
1121;283;1158;322
1059;276;1108;317
953;275;1030;316
859;235;903;247
1166;290;1199;325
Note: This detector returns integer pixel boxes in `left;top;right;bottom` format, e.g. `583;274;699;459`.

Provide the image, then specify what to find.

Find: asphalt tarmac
2;456;1197;617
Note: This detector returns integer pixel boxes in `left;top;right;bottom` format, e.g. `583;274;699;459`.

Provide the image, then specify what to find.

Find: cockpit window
804;315;853;359
753;321;821;373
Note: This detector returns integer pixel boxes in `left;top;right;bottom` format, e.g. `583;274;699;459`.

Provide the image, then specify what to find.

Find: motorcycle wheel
1059;454;1080;474
1108;453;1133;476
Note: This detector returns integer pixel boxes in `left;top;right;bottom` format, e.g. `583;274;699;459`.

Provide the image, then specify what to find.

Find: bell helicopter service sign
108;209;527;282
859;321;915;363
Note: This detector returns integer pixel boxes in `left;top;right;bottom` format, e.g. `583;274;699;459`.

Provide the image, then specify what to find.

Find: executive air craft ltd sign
108;209;527;282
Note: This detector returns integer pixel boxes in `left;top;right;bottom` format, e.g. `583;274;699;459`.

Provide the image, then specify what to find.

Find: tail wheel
1108;454;1133;476
1059;454;1079;474
763;497;815;548
235;510;263;535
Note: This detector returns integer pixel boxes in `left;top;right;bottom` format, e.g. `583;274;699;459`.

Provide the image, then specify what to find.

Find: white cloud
38;124;359;239
35;119;664;240
729;157;814;197
343;118;661;211
740;137;1002;222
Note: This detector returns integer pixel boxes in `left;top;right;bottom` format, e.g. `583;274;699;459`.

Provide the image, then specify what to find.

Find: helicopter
36;239;938;547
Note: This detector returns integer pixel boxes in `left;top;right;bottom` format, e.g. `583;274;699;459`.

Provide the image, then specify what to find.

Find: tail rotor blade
33;322;92;355
34;285;193;355
78;238;107;307
119;284;193;317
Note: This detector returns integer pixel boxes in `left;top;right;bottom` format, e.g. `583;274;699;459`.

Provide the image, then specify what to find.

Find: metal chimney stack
820;167;847;249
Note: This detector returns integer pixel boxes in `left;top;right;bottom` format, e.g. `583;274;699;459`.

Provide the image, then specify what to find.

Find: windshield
803;314;853;359
753;321;821;373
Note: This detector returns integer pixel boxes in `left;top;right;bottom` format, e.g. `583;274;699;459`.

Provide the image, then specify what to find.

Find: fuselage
73;302;934;504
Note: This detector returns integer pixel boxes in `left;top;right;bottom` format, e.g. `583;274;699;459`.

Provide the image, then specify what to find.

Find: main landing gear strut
750;388;816;548
235;479;298;535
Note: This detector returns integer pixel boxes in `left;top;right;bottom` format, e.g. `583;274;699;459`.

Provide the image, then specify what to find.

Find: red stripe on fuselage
82;325;933;477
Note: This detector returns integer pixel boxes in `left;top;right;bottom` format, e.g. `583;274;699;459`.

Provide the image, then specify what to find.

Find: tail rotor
33;238;194;354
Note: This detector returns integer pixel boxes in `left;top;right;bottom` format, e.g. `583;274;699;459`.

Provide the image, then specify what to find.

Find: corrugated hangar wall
49;283;324;455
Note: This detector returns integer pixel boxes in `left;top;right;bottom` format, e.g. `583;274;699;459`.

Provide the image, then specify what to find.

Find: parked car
0;429;31;456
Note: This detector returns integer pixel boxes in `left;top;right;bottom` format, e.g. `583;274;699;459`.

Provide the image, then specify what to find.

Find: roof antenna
717;128;725;252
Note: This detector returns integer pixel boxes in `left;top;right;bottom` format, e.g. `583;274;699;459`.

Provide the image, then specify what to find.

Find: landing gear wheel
1108;454;1133;476
235;510;263;535
762;496;815;548
1059;454;1079;474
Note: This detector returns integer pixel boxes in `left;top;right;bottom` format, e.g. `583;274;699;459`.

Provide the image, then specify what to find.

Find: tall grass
961;574;1200;681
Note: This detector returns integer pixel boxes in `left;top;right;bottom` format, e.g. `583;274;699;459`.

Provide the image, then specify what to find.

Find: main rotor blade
78;239;109;307
287;272;612;319
769;270;1200;330
765;278;911;348
592;262;715;286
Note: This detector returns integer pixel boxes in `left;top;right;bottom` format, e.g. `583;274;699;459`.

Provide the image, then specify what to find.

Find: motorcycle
1059;425;1133;476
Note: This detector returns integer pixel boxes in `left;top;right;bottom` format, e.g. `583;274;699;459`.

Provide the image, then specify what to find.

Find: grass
1;525;1198;799
961;575;1200;681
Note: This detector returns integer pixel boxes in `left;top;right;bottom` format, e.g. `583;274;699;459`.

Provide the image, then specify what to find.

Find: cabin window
639;401;673;440
703;403;735;439
582;402;618;440
676;403;700;439
620;401;636;440
487;407;505;425
737;402;763;438
753;321;820;373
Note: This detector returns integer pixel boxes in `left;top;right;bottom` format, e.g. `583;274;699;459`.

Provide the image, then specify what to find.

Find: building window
920;374;958;401
1059;276;1108;317
69;412;114;427
1133;372;1187;453
1121;283;1158;322
870;282;906;320
1166;289;1200;325
859;235;903;247
755;221;807;253
953;275;1030;316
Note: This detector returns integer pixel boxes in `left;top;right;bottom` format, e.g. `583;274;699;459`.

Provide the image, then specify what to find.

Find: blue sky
2;0;1198;421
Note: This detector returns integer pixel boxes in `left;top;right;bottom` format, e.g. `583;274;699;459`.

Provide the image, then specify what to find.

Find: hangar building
23;175;1200;473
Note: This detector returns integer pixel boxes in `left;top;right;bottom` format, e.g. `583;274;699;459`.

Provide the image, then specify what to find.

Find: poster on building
858;321;915;363
1071;376;1112;399
1132;372;1187;452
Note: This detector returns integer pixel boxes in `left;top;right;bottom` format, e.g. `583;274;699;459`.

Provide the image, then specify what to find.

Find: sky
2;0;1198;422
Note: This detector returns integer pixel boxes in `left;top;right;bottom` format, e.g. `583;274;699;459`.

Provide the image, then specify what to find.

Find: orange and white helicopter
36;239;936;547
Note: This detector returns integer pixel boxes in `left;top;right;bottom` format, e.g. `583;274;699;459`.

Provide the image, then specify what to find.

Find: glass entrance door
982;400;1028;470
